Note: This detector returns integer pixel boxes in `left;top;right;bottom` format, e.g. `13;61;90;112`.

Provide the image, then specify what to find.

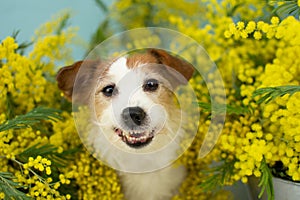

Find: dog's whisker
165;126;177;138
92;119;110;127
111;135;121;143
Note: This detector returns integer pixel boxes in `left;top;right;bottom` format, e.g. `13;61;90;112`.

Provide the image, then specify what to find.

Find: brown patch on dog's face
148;49;194;81
56;60;110;104
126;53;159;69
94;74;115;119
126;49;194;88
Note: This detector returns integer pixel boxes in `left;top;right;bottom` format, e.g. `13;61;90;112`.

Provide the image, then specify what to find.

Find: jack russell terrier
56;49;194;200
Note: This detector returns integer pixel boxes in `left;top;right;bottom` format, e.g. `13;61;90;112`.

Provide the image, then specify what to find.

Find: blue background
0;0;109;59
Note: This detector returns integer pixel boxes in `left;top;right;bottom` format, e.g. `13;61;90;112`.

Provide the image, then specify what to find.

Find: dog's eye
102;85;116;97
143;79;159;92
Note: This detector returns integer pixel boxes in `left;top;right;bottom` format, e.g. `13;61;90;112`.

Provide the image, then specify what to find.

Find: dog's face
57;49;194;153
95;57;177;150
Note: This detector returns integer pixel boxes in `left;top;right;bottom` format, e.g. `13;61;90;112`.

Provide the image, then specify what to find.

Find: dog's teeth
117;129;155;146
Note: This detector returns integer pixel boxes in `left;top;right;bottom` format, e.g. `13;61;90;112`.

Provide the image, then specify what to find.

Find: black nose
122;107;146;126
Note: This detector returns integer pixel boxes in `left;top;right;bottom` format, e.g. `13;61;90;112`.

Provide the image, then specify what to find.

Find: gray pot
248;176;300;200
273;177;300;200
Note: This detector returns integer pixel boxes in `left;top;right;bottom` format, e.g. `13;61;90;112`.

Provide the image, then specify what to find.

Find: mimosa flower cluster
0;12;123;200
103;0;300;198
219;16;300;183
1;0;300;199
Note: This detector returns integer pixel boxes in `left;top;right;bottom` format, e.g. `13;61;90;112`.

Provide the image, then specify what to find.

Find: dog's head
57;49;194;152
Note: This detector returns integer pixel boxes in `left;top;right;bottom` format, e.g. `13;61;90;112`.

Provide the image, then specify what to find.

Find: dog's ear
148;49;194;84
56;61;83;100
56;60;101;103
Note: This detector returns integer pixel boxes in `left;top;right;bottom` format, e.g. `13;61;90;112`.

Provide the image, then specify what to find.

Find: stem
9;158;62;192
10;158;46;184
0;174;19;193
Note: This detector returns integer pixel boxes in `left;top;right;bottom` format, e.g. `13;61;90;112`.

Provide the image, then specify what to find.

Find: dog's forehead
107;56;158;84
108;57;131;83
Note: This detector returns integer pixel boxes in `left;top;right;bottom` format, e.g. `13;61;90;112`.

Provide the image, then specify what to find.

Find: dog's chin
114;127;155;149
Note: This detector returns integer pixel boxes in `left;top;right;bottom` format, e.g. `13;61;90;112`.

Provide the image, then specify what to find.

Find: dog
56;49;194;200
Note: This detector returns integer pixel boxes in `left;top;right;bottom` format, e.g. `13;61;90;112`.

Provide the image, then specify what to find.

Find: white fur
97;57;173;153
119;165;186;200
109;57;130;83
89;57;186;200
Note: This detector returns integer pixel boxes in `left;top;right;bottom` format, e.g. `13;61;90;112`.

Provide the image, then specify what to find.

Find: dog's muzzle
114;106;154;148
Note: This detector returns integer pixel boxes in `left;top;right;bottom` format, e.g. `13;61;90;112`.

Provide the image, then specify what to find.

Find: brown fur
94;75;114;119
126;53;159;68
126;49;194;81
56;61;84;100
56;60;109;104
56;49;194;103
148;49;194;81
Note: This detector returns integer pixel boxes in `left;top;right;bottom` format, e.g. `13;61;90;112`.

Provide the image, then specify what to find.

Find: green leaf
198;102;212;113
198;102;250;115
11;30;33;54
56;13;70;35
18;144;57;161
0;172;32;200
18;143;79;168
200;160;236;191
0;107;62;132
258;158;274;200
226;3;242;17
95;0;108;12
271;0;300;18
253;85;300;104
89;19;110;51
5;92;15;119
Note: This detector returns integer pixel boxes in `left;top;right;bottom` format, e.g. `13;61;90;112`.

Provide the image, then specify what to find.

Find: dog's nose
122;107;146;126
